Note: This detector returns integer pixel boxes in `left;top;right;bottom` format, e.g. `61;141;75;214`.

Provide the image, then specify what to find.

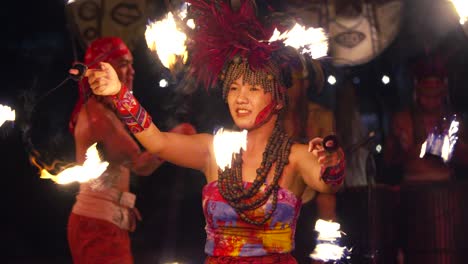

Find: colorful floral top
202;181;302;257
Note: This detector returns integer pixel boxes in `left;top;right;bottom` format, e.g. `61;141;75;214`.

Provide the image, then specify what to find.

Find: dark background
2;0;468;263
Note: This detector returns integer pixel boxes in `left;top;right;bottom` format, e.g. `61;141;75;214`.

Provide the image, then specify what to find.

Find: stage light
382;75;390;85
159;79;169;88
376;144;382;153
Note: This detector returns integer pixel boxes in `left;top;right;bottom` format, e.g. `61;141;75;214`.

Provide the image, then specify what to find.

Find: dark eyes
229;85;261;91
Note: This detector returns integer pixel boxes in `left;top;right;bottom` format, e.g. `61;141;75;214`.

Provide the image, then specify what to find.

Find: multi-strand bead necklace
218;120;293;225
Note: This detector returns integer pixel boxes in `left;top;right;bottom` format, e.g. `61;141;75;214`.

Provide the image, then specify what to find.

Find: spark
213;128;247;170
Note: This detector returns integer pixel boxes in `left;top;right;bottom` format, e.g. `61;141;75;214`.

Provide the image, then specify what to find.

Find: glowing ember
39;143;109;184
310;219;351;261
269;24;328;59
213;128;247;170
0;104;15;127
450;0;468;24
145;12;188;70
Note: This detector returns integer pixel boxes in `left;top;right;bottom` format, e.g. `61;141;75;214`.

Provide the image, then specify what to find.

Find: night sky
3;0;468;263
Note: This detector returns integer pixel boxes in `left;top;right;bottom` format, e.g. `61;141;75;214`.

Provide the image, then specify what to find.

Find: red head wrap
69;37;131;133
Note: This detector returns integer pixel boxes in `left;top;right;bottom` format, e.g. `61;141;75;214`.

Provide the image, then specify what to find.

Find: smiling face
227;75;281;130
109;53;135;91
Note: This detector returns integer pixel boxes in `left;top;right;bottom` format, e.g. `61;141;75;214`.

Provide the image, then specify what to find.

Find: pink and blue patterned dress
202;180;302;257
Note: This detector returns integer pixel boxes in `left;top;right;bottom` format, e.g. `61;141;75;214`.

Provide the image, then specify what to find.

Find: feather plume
186;0;283;89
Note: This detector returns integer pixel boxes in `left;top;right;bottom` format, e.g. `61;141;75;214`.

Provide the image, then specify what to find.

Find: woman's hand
84;62;122;96
308;137;343;168
309;137;345;186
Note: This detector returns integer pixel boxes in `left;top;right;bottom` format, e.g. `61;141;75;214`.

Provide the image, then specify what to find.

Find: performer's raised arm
85;62;212;172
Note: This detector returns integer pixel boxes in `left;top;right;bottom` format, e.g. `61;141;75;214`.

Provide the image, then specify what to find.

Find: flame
269;24;328;59
450;0;468;24
0;104;15;127
441;119;459;162
315;219;342;240
419;116;460;163
310;219;351;261
145;12;188;71
213;128;247;170
35;143;109;184
419;141;427;158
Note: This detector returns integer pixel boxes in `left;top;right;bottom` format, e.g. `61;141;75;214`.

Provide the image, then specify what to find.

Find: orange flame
213;128;247;170
310;219;351;261
269;23;328;59
145;12;188;75
30;143;109;184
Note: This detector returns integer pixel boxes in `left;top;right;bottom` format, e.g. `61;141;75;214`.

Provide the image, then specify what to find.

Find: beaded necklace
218;119;293;225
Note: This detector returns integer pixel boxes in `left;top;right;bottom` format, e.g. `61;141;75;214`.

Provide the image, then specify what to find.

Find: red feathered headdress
185;0;288;89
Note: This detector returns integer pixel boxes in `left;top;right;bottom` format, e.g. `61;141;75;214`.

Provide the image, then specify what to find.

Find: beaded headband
219;56;287;103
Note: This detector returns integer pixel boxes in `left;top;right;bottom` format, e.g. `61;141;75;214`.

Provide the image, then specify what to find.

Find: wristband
111;85;152;133
321;155;345;186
